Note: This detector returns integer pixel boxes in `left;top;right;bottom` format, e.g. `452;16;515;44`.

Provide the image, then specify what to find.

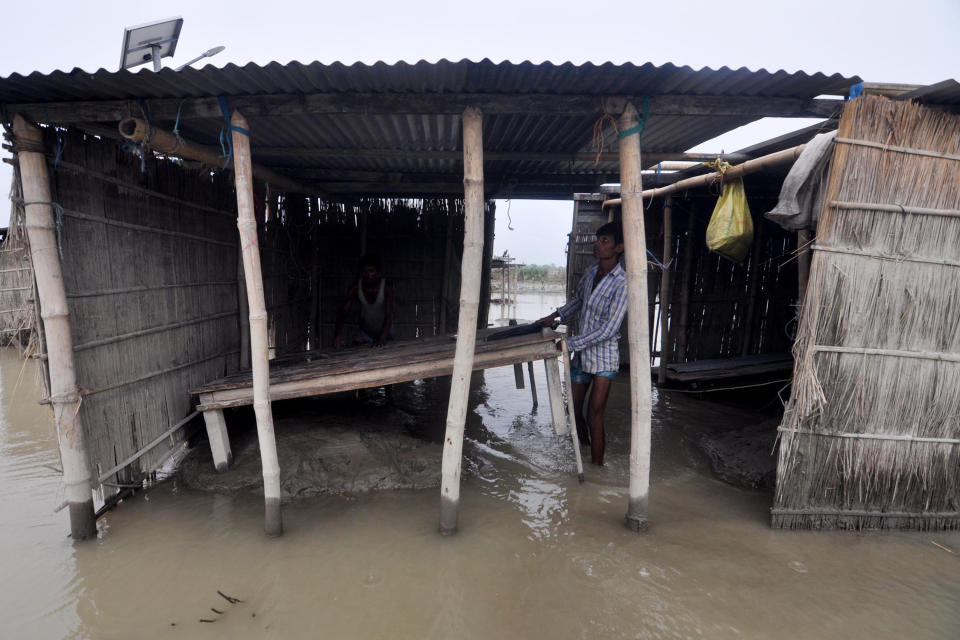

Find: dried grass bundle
774;95;960;530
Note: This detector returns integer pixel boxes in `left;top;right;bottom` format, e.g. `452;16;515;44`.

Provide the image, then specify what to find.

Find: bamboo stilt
658;196;673;384
13;115;97;540
618;103;652;533
231;110;283;537
543;347;567;436
439;107;484;535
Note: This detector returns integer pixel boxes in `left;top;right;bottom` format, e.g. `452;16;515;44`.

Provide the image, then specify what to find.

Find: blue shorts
569;365;617;385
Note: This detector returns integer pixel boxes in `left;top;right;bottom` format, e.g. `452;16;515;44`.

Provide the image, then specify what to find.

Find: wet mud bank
180;392;444;499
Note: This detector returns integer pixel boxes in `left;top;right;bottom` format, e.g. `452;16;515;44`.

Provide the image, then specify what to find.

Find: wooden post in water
617;103;652;533
657;196;673;384
439;107;484;535
231;110;283;537
13;115;97;540
237;249;251;369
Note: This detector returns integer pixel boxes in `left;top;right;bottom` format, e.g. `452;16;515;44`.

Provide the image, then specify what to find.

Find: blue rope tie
617;96;651;141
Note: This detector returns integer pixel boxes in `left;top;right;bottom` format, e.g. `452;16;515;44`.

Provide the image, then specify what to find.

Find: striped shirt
556;262;629;373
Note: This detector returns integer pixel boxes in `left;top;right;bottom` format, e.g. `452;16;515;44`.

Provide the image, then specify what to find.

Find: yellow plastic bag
706;177;753;263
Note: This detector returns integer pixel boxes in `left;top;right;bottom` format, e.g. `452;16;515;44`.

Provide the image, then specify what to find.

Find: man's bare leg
588;376;614;465
571;382;590;446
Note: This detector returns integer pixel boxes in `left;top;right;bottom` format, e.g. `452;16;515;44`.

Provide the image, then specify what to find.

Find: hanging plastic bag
705;169;754;263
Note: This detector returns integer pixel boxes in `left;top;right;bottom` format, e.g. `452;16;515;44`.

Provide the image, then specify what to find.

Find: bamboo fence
773;95;960;530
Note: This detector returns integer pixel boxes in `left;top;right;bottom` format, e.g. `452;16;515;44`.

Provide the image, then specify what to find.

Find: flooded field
1;292;958;639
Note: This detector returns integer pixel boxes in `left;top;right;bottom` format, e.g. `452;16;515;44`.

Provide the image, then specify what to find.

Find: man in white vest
333;254;395;349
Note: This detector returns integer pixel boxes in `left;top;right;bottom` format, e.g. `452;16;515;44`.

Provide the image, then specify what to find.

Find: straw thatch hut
0;59;865;538
772;94;960;530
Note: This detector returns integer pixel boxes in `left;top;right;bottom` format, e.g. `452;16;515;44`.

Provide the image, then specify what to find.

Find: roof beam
247;149;751;165
7;93;844;123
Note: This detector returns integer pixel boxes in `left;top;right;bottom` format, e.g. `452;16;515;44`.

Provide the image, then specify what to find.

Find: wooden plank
197;339;558;410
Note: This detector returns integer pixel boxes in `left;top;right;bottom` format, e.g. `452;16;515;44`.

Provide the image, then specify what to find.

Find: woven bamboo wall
657;185;799;364
773;96;960;530
314;198;466;345
36;129;242;495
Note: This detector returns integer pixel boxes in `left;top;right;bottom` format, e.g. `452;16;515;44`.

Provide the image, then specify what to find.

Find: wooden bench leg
543;356;567;436
203;409;232;472
526;361;538;408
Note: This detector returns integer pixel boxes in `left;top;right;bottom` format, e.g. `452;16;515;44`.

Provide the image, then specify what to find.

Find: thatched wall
773;95;960;530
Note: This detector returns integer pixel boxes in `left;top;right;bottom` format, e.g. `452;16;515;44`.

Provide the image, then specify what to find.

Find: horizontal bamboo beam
96;411;200;485
812;244;960;269
778;427;960;445
814;344;960;364
8;94;845;123
830;201;960;218
117;117;323;197
771;508;960;518
61;206;237;248
603;144;808;207
250;148;750;165
835;137;960;162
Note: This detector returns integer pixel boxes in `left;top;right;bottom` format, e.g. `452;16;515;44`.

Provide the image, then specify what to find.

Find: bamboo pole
676;211;696;361
602;144;808;208
657;196;673;384
117;117;321;197
439;107;484;535
231;110;283;537
13;115;97;540
618;103;652;533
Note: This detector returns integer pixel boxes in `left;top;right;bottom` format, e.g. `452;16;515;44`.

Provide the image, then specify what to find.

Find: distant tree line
518;264;565;283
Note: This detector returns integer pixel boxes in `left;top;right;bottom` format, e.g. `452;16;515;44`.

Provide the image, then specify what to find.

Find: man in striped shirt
537;221;627;466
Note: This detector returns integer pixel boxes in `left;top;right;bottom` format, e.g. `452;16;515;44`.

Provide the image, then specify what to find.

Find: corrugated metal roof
0;59;861;198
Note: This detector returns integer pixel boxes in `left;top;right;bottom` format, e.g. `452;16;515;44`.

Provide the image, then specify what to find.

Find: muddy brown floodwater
1;293;958;639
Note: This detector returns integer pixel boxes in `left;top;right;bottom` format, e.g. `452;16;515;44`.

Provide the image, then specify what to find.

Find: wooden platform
189;329;570;472
659;353;794;384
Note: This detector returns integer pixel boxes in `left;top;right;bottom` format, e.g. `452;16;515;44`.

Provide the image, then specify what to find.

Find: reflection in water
0;293;958;639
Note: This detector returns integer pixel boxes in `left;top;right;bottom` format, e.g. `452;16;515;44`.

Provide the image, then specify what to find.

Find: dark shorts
569;365;617;385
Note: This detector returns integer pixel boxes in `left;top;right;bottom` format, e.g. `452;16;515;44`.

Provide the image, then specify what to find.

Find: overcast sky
1;1;957;264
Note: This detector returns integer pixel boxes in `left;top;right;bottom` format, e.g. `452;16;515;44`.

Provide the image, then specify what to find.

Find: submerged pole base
578;473;585;484
439;496;458;536
264;497;283;537
625;514;649;533
69;500;98;540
